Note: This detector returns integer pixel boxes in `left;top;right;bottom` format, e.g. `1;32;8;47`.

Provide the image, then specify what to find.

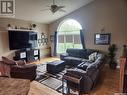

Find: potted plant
108;44;117;69
30;24;37;30
32;24;36;28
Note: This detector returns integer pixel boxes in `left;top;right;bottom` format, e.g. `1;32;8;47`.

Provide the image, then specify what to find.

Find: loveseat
60;49;98;66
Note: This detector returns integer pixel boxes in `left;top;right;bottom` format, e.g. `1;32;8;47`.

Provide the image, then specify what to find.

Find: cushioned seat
60;49;98;66
10;64;37;81
65;53;105;93
77;61;91;71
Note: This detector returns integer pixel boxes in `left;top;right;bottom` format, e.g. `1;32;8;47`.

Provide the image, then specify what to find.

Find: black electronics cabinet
13;49;40;62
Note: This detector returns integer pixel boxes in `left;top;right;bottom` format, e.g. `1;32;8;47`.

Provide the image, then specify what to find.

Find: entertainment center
13;49;40;62
8;29;40;62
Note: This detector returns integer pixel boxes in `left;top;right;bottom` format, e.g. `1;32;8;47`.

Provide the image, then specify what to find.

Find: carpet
35;64;64;91
41;77;62;90
35;63;77;94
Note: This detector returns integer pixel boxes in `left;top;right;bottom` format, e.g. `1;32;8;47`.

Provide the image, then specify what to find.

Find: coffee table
47;60;65;74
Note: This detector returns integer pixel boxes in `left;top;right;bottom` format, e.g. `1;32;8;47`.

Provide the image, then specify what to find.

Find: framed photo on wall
50;35;54;42
94;33;111;45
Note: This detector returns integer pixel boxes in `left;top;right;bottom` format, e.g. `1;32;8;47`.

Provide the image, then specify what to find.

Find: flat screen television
8;30;37;50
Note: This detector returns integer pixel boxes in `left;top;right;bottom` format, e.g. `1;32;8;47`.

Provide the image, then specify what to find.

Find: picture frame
50;35;54;42
94;33;111;45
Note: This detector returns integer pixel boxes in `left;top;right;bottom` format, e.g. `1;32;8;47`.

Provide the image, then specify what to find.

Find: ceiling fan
41;0;66;14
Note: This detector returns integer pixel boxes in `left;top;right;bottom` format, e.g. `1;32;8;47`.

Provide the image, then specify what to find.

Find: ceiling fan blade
50;8;57;13
46;5;51;7
58;6;65;8
40;0;65;14
58;9;66;12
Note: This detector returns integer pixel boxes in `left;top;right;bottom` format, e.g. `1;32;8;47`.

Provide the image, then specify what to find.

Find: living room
0;0;127;95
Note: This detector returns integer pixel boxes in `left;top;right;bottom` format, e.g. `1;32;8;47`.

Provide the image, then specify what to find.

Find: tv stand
13;49;40;62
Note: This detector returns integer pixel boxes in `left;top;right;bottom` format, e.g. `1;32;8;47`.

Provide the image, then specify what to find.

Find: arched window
57;19;83;54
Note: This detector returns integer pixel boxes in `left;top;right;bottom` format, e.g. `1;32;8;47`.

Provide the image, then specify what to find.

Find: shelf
14;49;40;62
8;29;37;32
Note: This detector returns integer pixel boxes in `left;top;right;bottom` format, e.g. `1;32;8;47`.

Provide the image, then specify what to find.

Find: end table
62;73;83;95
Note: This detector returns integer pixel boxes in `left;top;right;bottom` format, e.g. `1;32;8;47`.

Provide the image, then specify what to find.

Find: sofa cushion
64;56;83;66
60;53;69;60
67;68;87;76
2;57;26;66
77;61;92;71
88;52;97;62
66;49;98;59
2;56;16;65
86;49;98;58
66;49;87;58
64;56;83;61
77;62;87;70
86;54;103;76
11;64;37;73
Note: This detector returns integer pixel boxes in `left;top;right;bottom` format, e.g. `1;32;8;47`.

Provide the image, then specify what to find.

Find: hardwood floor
87;65;119;95
28;81;62;95
28;57;119;95
32;57;60;64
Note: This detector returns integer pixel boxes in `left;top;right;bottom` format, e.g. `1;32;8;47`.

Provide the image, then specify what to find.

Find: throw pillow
88;52;97;62
2;56;16;65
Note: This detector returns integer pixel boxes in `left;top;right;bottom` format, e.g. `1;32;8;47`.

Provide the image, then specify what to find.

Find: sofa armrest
66;68;93;92
11;64;37;72
60;53;69;60
67;68;87;76
86;65;97;76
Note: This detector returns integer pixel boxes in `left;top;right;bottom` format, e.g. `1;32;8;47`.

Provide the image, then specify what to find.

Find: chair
2;56;37;81
10;64;37;81
0;61;10;77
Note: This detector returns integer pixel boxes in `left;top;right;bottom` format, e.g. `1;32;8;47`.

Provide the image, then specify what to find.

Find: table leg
79;91;82;95
67;88;70;94
62;79;64;94
79;82;82;95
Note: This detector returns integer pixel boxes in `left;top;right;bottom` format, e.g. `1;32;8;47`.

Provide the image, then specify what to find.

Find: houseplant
108;44;117;69
30;24;37;30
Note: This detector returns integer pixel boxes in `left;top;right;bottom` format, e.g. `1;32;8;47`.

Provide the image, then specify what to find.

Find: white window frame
57;19;82;54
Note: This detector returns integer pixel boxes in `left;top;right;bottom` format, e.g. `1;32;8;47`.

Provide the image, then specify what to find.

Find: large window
57;19;82;54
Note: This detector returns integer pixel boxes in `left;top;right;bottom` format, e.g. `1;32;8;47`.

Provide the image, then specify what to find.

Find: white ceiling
15;0;94;24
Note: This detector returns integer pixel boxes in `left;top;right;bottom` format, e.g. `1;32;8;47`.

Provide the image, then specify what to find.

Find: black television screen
8;30;37;50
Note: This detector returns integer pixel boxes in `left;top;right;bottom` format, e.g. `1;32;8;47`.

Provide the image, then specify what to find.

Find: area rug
41;77;62;90
36;64;67;91
35;63;65;91
35;63;77;94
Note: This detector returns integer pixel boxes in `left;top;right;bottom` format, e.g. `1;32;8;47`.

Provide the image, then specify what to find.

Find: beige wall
0;18;50;60
49;0;127;60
